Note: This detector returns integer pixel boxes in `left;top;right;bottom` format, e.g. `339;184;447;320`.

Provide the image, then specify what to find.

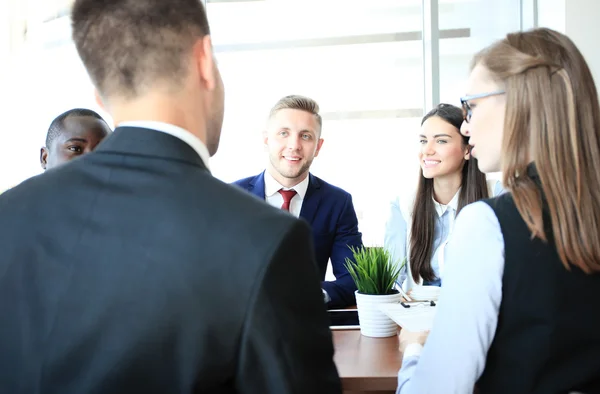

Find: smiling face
264;108;324;188
419;115;470;180
460;63;506;173
41;116;111;170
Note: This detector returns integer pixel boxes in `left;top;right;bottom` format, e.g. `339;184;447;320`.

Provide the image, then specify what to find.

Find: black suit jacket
0;127;341;394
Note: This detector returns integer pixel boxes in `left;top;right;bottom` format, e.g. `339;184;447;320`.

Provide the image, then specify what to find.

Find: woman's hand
398;328;430;353
401;289;412;302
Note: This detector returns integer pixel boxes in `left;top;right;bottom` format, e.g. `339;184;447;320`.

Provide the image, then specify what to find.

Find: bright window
2;0;524;241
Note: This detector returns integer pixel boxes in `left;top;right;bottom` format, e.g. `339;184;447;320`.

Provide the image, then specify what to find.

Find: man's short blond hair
269;95;323;131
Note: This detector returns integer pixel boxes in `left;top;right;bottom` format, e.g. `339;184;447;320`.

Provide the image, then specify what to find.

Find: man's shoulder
231;173;261;188
2;163;303;250
0;165;83;229
231;176;255;187
310;174;352;200
1;163;74;203
0;173;43;209
213;176;270;211
204;179;311;263
205;174;304;231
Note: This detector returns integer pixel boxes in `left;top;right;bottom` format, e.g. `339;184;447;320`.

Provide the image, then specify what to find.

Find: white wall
565;0;600;89
538;0;600;90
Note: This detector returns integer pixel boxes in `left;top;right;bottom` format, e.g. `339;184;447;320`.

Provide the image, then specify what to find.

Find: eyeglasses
460;90;505;123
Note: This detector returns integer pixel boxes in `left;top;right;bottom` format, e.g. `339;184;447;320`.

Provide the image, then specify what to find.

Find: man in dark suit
234;95;363;309
0;1;341;393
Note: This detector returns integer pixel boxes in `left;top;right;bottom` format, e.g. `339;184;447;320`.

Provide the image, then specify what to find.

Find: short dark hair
45;108;105;148
71;0;211;100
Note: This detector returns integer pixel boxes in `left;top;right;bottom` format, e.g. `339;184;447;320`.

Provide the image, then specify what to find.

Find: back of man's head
71;0;210;101
71;0;224;156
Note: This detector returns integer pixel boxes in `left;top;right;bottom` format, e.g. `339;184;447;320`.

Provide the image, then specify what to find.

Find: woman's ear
464;146;471;161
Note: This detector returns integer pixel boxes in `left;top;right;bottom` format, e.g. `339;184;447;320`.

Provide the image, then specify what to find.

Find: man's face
264;108;324;186
41;116;111;170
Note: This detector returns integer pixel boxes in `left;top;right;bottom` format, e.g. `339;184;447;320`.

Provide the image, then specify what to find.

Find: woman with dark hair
384;103;490;293
396;28;600;394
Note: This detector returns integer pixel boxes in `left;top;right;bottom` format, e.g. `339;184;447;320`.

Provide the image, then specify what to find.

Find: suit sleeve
322;193;363;308
236;219;342;394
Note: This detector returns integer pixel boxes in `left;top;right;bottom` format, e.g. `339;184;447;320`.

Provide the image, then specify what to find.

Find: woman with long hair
384;103;490;291
396;28;600;394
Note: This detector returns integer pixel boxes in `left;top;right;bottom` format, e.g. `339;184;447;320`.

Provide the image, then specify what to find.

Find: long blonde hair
473;28;600;273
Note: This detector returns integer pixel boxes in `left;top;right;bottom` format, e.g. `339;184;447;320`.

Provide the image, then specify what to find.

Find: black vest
477;167;600;394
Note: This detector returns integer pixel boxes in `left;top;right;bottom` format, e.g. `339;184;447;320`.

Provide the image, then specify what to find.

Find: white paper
378;303;437;331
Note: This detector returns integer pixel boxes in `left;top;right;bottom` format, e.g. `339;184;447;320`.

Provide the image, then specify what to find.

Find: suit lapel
247;171;266;199
300;174;322;225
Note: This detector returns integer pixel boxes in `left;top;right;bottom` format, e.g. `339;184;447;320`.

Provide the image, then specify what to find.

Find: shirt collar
117;121;211;170
433;188;460;217
263;170;309;199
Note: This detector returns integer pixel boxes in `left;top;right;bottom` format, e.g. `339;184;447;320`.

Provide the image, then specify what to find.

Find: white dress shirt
433;191;459;231
263;171;309;218
432;191;460;279
118;121;211;170
396;201;505;394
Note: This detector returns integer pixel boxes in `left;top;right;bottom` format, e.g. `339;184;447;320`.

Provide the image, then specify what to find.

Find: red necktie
278;189;297;212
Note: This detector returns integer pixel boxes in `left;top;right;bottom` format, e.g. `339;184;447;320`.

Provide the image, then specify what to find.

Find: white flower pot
355;290;402;337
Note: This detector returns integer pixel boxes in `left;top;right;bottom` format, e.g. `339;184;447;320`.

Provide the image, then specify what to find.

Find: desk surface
332;329;402;393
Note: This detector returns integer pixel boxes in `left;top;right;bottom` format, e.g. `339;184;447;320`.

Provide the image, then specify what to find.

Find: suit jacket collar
247;171;323;223
95;126;208;171
300;173;322;224
117;121;211;170
247;171;267;199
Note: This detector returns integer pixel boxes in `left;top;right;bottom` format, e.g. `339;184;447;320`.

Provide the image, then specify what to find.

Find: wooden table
332;329;402;394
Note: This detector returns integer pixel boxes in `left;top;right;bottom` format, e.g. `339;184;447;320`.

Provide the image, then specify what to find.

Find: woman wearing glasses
384;103;493;294
396;28;600;394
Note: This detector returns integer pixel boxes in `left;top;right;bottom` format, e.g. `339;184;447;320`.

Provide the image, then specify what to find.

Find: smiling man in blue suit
234;95;363;308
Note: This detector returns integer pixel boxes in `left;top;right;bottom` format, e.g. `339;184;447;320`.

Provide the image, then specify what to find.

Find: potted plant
345;246;404;337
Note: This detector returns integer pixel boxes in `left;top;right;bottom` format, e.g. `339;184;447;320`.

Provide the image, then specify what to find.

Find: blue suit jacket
233;172;363;308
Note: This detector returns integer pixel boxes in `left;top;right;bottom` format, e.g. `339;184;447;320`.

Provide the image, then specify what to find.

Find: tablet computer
328;309;360;330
